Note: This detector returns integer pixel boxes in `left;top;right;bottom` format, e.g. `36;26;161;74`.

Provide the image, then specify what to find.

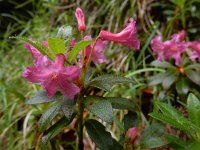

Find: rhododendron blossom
99;18;140;49
151;30;187;66
23;53;81;99
75;7;86;32
188;41;200;62
80;35;107;64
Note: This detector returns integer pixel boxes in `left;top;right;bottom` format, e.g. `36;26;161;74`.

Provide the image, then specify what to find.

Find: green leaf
60;97;75;119
87;75;134;92
148;72;166;86
67;40;93;62
141;123;168;149
108;97;134;111
10;36;53;60
185;64;200;70
185;70;200;86
162;71;178;89
48;38;65;55
151;60;175;69
149;102;195;133
187;93;200;127
85;119;123;150
84;97;113;124
25;90;60;104
38;103;62;131
57;25;72;41
176;77;189;95
164;134;186;149
124;111;138;132
41;115;75;146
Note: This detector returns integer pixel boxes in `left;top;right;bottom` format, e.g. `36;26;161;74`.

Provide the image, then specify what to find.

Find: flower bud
75;7;86;32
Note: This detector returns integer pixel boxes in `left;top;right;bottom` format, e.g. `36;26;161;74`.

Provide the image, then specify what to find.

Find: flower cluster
23;7;140;100
151;30;200;66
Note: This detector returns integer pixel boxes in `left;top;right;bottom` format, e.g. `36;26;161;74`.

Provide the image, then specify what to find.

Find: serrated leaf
10;36;54;60
67;40;93;62
84;97;113;124
85;119;122;150
87;75;134;92
48;38;65;55
149;102;196;133
124;111;138;131
185;70;200;86
38;103;62;131
151;60;175;69
41;115;75;146
176;77;189;95
61;97;75;119
25;90;61;104
187;93;200;127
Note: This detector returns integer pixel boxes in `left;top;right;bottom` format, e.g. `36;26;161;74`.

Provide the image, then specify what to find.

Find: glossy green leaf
25;90;61;104
67;40;93;62
85;119;123;150
38;103;62;131
61;97;75;119
187;93;200;127
84;97;113;124
48;38;65;55
185;64;200;70
87;75;134;92
41;115;74;146
185;70;200;86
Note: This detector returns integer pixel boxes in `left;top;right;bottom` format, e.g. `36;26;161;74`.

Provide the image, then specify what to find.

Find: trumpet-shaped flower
75;7;86;32
151;35;165;61
99;18;140;49
188;40;200;62
23;54;81;99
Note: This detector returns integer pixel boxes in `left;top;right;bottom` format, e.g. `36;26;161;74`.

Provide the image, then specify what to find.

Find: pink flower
151;30;187;66
151;35;165;61
99;18;140;49
188;41;200;62
23;54;81;99
126;127;138;141
75;7;86;32
79;35;107;65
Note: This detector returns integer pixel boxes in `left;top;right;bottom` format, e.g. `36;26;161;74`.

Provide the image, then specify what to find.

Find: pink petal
57;74;80;100
99;18;140;49
24;43;41;59
42;80;58;98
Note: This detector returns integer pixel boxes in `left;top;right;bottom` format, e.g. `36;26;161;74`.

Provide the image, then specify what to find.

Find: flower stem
77;93;84;150
86;36;100;68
